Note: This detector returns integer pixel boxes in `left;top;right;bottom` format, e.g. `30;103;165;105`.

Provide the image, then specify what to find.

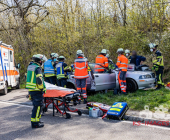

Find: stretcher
43;82;82;119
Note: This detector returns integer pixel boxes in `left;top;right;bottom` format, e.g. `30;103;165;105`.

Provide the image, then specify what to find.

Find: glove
29;95;32;100
152;67;155;71
155;67;159;71
43;89;46;94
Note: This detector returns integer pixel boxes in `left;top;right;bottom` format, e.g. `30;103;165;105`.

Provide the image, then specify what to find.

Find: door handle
95;75;99;77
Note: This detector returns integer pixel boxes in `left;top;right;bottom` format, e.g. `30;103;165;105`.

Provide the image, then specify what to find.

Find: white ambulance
0;41;20;95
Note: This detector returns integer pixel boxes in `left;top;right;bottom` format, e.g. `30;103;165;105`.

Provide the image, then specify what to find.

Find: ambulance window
10;51;13;62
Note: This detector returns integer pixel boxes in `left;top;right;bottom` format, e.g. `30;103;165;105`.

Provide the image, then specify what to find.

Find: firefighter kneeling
74;50;89;104
26;54;47;128
116;48;128;95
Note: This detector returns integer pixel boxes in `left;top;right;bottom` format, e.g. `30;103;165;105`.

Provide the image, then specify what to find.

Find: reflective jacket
56;61;65;79
44;59;55;77
116;55;128;71
153;50;164;69
95;54;108;72
26;63;46;92
74;57;89;79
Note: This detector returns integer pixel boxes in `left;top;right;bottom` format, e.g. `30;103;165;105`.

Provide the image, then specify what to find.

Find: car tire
126;78;138;93
1;82;8;95
16;81;20;89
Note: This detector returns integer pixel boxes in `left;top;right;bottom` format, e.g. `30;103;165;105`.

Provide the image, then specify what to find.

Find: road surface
0;89;170;140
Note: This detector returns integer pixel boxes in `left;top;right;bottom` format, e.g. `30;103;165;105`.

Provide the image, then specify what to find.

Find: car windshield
89;63;108;74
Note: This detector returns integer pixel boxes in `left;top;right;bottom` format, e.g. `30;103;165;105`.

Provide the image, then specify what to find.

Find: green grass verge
88;88;170;112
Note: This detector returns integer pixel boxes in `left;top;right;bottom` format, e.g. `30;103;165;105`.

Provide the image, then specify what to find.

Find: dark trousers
29;91;43;122
45;76;56;85
118;71;127;93
76;78;87;99
57;78;67;87
156;69;164;86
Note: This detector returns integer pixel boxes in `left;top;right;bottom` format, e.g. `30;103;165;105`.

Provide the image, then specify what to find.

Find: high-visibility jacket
95;54;108;72
152;50;164;70
56;61;65;79
44;59;55;77
26;63;46;92
74;57;89;79
116;55;128;71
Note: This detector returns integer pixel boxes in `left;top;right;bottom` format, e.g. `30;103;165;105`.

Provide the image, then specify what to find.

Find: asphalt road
0;89;170;140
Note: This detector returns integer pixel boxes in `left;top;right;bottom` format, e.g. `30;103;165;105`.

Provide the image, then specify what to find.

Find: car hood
127;71;153;75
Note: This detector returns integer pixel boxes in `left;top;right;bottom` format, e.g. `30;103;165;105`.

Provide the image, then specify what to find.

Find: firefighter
74;50;89;104
149;43;164;90
56;56;70;87
26;54;46;128
116;48;128;95
95;49;108;73
43;53;58;85
106;54;115;70
125;49;131;63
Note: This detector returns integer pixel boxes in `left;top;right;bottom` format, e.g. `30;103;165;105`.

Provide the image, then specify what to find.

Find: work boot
31;122;44;128
156;84;162;90
121;92;128;95
83;99;87;104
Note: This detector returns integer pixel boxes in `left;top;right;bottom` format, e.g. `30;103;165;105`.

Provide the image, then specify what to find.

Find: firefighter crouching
149;43;164;90
74;50;89;104
116;48;128;95
26;54;47;128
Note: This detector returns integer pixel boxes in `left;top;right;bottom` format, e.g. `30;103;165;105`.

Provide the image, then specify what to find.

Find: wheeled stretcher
43;82;82;119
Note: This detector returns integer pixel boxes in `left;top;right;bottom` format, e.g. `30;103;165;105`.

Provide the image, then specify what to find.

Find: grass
88;88;170;112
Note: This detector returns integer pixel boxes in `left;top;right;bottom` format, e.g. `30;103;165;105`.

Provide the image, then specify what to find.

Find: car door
90;63;116;91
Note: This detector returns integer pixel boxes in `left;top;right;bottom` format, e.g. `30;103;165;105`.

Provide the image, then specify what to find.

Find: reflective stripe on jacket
152;50;164;69
116;55;128;71
74;57;89;79
26;63;46;91
44;59;55;75
95;54;108;72
56;62;65;79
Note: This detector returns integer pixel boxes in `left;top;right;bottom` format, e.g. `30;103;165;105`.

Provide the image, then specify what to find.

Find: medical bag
107;102;129;120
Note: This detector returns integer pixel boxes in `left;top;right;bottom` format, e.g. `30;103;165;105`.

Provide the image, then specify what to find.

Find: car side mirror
16;63;21;69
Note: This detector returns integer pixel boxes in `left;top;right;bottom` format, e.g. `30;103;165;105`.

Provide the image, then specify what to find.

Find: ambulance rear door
9;49;16;87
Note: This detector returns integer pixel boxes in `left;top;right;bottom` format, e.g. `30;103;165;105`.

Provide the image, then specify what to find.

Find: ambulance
0;41;20;95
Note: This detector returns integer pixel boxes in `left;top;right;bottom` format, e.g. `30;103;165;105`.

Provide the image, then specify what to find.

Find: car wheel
126;79;138;93
16;81;20;89
1;83;8;95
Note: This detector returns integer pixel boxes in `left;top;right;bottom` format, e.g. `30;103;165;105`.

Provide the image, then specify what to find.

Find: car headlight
139;75;151;79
